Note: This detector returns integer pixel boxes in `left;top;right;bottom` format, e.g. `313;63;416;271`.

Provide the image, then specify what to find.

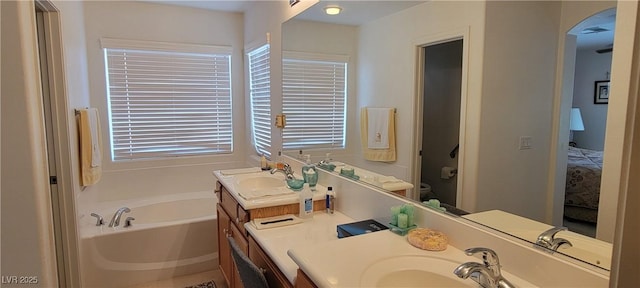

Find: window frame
247;44;272;158
101;38;234;161
281;51;349;151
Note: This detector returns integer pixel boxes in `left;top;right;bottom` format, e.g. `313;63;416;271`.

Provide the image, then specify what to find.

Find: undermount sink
236;176;286;191
359;255;474;287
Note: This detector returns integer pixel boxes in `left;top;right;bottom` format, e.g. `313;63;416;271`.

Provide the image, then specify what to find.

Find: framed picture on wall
594;80;610;104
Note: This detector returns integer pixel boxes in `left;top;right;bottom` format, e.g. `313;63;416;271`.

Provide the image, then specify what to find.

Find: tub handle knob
124;217;135;228
90;213;104;226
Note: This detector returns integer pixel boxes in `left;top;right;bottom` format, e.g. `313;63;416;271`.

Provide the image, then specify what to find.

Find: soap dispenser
299;183;314;219
302;155;318;191
260;154;268;170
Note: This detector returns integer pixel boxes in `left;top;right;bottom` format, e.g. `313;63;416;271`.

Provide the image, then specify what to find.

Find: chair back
227;236;269;288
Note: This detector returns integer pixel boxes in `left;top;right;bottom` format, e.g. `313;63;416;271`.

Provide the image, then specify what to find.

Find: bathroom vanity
213;170;326;288
214;167;610;288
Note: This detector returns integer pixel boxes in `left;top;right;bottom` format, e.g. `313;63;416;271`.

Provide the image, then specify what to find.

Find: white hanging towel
360;107;396;162
367;108;391;149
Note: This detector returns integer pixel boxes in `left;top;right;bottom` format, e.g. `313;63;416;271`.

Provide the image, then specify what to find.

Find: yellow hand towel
78;108;103;186
360;107;396;162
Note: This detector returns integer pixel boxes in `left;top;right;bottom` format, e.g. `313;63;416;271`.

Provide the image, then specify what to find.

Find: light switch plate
519;136;532;150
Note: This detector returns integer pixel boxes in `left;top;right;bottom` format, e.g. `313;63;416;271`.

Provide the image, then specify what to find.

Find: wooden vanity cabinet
391;190;406;197
217;202;249;288
215;181;325;288
248;236;293;288
216;203;233;286
216;182;250;288
294;269;318;288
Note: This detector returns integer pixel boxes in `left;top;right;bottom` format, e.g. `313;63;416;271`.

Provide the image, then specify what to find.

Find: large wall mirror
282;0;618;272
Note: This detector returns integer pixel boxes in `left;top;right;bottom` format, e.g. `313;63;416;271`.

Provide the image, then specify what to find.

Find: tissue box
337;219;388;238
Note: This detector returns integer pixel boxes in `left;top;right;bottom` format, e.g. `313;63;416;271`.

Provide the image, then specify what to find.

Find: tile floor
128;269;227;288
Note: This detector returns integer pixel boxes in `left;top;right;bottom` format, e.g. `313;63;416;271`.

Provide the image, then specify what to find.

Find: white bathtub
80;191;218;288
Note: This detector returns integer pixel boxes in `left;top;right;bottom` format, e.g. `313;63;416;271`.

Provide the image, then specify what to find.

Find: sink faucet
453;247;516;288
536;227;573;252
270;163;295;180
108;207;131;227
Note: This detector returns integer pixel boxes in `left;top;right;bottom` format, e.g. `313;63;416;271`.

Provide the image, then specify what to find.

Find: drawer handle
259;267;267;274
223;228;231;237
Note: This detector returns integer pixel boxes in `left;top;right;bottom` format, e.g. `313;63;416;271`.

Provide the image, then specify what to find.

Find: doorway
34;1;81;286
558;8;615;239
419;39;463;208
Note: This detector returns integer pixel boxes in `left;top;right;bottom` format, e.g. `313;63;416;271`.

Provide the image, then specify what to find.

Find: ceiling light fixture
325;6;342;16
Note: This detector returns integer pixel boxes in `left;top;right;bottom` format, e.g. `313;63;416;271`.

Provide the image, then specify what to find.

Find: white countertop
464;210;613;270
287;230;536;287
247;210;534;287
328;162;414;191
213;169;326;210
245;212;355;284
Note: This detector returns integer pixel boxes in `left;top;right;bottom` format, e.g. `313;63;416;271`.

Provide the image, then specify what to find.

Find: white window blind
247;44;272;158
103;40;233;161
282;52;347;150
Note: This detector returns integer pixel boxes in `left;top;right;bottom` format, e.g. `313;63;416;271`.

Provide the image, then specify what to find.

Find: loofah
407;228;448;251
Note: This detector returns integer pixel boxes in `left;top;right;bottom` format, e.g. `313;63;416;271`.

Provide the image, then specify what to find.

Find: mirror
282;1;617;271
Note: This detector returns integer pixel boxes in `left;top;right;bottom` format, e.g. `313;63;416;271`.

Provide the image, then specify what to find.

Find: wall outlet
519;136;532;150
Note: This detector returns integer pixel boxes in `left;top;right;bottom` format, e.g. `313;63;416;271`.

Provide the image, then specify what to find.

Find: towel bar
74;107;90;115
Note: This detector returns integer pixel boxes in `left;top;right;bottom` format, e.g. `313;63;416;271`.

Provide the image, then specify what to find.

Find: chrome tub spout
108;207;131;227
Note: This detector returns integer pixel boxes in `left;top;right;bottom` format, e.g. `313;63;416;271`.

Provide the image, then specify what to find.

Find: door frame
35;0;82;286
412;27;470;206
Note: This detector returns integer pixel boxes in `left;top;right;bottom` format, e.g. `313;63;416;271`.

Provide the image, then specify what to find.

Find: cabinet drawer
249;236;293;288
236;206;249;236
220;186;239;221
220;184;250;236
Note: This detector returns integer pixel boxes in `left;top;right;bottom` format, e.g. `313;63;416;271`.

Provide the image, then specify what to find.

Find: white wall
1;2;57;285
476;1;561;222
1;0;90;285
355;1;486;203
82;1;246;203
52;1;92;285
572;49;611;150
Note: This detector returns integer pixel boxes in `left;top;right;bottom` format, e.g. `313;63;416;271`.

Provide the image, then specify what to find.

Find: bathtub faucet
108;207;131;227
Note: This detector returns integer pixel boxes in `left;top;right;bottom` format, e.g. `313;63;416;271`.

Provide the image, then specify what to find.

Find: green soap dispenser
302;155;318;191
